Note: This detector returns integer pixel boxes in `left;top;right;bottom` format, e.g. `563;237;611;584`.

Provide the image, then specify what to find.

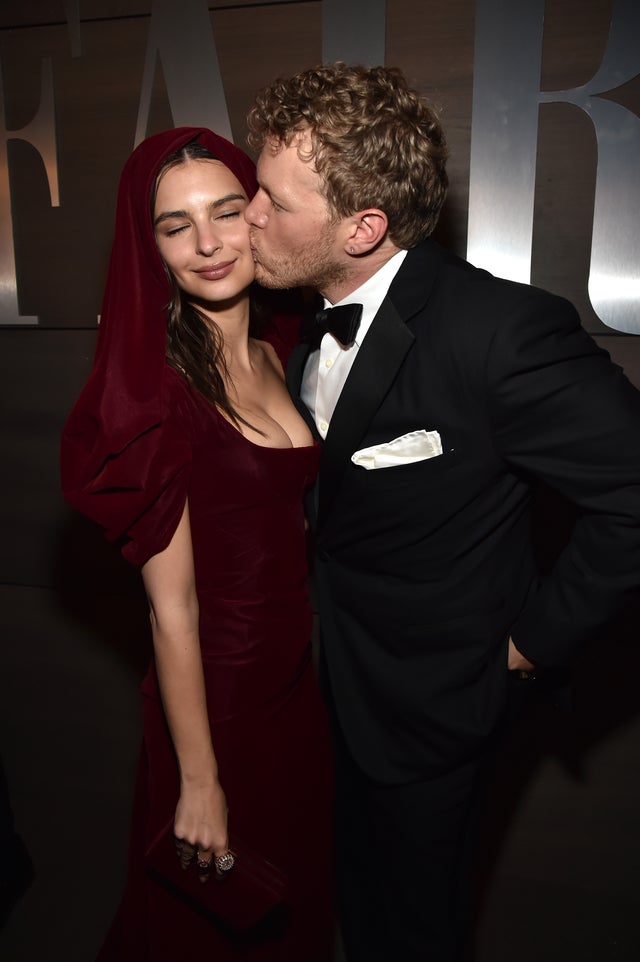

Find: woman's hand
173;777;230;882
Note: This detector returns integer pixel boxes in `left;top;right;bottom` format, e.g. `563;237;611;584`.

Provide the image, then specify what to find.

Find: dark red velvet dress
97;367;334;962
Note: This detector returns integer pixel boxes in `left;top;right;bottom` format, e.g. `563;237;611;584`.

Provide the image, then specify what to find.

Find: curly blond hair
247;63;448;248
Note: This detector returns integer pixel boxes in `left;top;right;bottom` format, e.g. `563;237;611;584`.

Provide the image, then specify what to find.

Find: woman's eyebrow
154;208;188;227
154;193;247;228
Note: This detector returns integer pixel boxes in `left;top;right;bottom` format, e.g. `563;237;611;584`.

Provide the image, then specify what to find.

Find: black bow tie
305;303;363;349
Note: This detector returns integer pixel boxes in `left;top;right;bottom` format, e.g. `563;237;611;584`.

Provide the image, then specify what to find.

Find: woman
61;128;334;961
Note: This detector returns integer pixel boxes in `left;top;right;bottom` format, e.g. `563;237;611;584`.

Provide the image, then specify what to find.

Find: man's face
245;133;347;297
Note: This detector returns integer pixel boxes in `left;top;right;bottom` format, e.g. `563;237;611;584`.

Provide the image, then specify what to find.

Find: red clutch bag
145;819;288;932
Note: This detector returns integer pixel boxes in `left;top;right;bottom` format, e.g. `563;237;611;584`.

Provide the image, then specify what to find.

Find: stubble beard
251;231;347;295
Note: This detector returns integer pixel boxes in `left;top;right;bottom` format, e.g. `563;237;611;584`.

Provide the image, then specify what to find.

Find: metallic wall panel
0;0;637;331
0;56;58;325
322;0;386;65
135;0;232;145
467;0;545;284
469;0;639;332
539;0;640;334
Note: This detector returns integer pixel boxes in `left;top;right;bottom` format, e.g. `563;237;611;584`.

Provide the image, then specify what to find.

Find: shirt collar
323;249;408;346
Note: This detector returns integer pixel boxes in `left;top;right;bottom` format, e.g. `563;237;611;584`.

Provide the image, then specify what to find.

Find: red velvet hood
61;127;258;550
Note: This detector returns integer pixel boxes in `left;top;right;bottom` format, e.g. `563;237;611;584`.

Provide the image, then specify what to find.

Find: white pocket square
351;429;443;470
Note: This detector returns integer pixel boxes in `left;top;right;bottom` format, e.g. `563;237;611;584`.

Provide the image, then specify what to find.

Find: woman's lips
194;260;235;280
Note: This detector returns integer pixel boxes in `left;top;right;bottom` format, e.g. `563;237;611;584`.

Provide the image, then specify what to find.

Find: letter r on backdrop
468;0;640;333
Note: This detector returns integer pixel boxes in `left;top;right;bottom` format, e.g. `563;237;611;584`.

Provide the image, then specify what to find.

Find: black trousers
333;730;490;962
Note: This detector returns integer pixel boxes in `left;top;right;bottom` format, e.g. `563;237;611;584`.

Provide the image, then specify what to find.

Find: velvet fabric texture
60;130;335;960
60;127;258;562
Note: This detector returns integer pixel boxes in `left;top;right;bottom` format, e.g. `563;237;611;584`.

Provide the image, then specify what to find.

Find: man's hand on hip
507;637;536;672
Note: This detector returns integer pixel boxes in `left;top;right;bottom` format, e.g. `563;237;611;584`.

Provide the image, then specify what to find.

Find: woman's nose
195;225;221;256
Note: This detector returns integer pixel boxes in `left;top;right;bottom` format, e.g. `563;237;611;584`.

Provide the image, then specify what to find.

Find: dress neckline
213;404;318;453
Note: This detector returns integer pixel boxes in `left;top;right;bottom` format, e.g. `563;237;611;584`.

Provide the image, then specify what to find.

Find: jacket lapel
286;341;319;438
287;242;445;530
318;297;414;526
317;241;445;528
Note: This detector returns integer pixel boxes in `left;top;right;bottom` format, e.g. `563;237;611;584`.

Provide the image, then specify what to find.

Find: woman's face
154;158;255;307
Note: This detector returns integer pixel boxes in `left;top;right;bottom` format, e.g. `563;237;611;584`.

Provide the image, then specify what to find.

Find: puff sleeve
61;127;258;566
62;367;193;566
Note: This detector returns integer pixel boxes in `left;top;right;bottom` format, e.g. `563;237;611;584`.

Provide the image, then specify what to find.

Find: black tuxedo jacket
287;239;640;784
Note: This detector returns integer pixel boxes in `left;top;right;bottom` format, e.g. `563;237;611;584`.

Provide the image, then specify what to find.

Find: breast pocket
352;447;463;492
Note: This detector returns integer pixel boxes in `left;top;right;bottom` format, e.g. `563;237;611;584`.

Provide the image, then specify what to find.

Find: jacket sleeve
485;289;640;665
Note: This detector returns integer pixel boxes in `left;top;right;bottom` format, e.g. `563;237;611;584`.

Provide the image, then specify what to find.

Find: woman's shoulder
162;365;214;437
163;364;194;412
162;363;242;451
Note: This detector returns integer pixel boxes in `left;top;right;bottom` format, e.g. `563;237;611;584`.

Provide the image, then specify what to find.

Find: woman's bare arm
141;499;228;869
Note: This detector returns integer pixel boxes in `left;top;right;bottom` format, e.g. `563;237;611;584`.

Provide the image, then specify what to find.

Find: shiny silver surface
135;0;232;147
0;0;636;328
467;0;545;284
468;0;639;332
0;58;58;326
322;0;386;65
539;0;640;333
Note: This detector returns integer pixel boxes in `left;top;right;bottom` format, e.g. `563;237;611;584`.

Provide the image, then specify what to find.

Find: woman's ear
345;209;388;255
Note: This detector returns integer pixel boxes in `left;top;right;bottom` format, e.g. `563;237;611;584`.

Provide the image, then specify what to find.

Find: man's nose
245;192;268;228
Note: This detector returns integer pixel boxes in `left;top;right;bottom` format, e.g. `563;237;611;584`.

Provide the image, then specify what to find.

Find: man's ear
345;209;388;254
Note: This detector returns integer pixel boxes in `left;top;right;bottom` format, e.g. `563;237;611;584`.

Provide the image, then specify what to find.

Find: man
245;63;640;961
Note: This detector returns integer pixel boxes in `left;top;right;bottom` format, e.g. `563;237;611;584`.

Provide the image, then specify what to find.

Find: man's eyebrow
259;180;287;206
154;193;246;227
257;176;277;197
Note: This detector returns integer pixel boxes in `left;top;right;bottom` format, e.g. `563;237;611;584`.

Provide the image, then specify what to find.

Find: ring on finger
214;850;235;873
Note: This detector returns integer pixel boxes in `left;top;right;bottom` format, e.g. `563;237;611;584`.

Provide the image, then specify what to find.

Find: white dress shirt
301;249;408;438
